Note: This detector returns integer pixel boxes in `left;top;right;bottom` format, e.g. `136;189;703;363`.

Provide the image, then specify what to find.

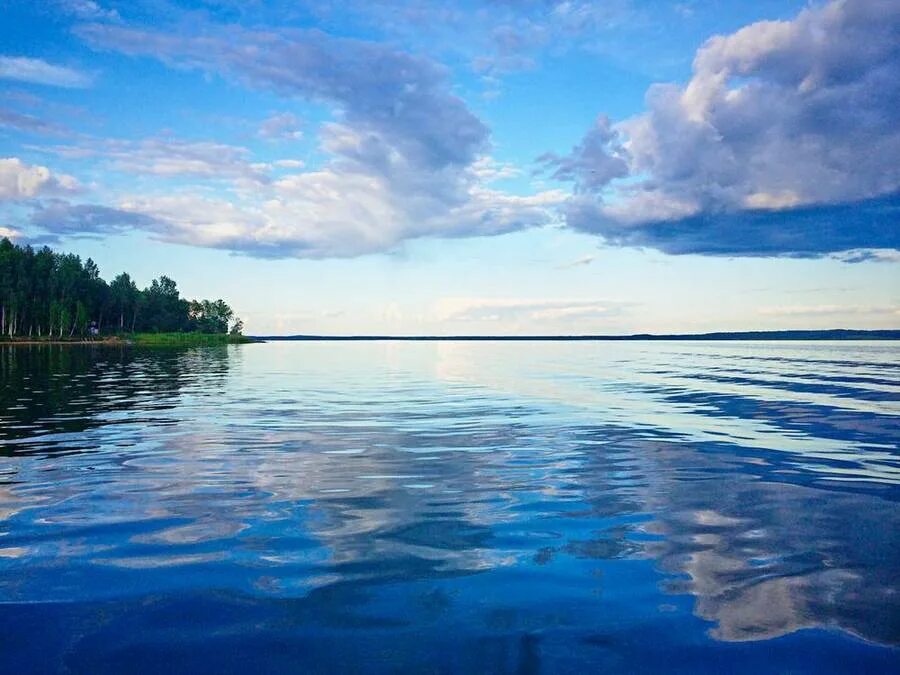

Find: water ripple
0;341;898;673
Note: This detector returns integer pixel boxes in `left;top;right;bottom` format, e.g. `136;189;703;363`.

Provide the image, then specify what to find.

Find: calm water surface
0;341;898;673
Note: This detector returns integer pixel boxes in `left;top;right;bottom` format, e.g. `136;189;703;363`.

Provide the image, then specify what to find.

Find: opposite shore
253;328;900;341
4;329;898;346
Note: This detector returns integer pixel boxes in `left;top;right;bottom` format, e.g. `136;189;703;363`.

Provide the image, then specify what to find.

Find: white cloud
0;56;92;88
258;112;304;140
54;0;119;21
38;137;270;184
543;0;900;258
434;297;629;323
67;22;560;257
470;156;522;182
96;163;565;258
0;157;80;200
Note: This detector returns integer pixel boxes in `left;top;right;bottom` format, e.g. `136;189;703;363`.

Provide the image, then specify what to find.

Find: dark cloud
564;191;900;258
29;201;163;236
0;107;64;135
538;115;628;192
546;0;900;259
76;23;488;171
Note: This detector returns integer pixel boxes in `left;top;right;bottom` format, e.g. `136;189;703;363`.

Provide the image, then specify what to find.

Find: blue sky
1;0;898;335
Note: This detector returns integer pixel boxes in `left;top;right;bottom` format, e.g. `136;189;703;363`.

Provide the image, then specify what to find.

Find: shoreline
4;329;898;345
0;334;258;346
0;337;127;346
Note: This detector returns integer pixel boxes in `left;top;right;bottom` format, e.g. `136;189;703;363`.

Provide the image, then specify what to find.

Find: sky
0;0;898;335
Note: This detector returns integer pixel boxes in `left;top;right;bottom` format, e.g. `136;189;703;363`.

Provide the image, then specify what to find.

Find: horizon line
250;328;900;342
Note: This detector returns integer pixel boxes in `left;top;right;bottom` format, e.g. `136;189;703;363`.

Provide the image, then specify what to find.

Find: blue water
0;340;898;673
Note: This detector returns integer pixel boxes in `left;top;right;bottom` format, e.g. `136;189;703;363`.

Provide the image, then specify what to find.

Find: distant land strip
253;329;900;342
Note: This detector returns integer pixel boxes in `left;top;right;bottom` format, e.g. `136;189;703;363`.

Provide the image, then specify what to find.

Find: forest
0;238;242;338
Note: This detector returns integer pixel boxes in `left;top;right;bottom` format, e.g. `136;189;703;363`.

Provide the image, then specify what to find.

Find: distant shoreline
253;329;900;342
4;329;897;345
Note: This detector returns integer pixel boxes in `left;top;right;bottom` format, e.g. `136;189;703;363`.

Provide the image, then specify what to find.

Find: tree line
0;238;243;338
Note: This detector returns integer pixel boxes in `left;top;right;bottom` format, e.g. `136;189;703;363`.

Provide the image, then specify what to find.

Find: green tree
32;247;55;336
0;238;14;335
0;237;240;339
139;276;189;332
59;305;72;339
74;301;89;337
110;272;139;332
188;298;234;333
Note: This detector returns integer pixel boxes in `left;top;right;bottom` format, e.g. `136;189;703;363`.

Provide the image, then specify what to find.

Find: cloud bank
10;0;896;263
62;22;559;257
543;0;900;258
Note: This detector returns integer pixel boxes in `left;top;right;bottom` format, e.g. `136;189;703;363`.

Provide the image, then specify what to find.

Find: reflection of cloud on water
2;340;898;653
636;439;900;645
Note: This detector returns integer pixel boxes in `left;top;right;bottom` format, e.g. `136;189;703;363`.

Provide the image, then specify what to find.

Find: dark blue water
1;341;898;673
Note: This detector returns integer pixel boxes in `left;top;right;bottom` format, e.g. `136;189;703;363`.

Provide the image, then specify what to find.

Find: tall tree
0;238;240;338
110;272;139;332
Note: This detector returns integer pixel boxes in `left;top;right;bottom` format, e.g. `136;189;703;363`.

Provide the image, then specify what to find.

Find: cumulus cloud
102;174;562;258
65;21;559;257
0;56;92;88
0;158;80;200
543;0;900;259
539;115;628;192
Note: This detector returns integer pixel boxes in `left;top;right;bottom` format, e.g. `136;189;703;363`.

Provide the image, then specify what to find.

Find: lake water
0;340;898;673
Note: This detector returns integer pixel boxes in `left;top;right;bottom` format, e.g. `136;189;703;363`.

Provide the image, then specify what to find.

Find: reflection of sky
435;341;900;480
0;341;898;670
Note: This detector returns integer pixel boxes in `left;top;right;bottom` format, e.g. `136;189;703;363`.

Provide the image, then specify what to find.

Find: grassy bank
130;332;257;346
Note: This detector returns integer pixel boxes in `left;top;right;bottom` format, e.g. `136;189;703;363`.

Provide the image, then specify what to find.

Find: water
0;341;898;673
